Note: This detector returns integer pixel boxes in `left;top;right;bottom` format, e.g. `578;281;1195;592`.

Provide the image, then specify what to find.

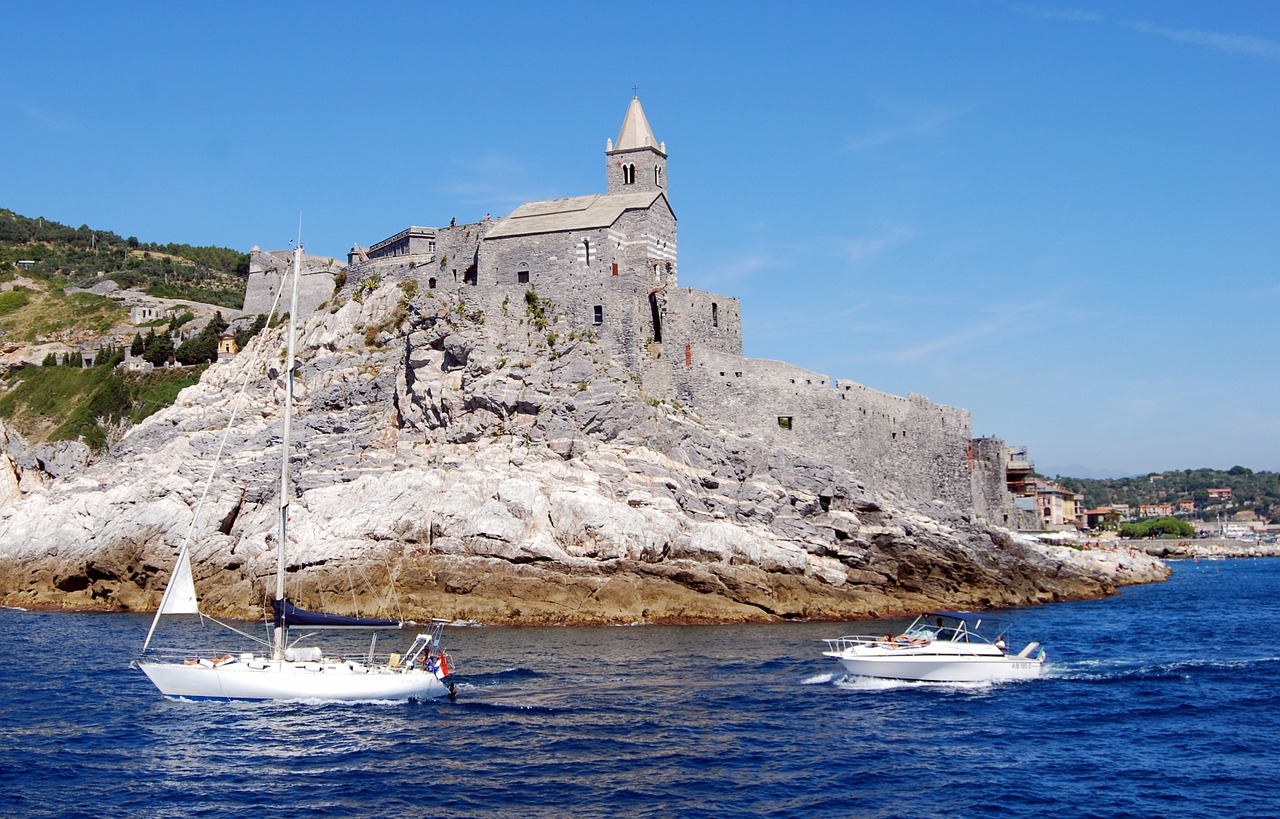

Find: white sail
159;547;200;615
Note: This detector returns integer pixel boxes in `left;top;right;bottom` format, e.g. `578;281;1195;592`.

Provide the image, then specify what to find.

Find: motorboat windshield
905;612;1012;646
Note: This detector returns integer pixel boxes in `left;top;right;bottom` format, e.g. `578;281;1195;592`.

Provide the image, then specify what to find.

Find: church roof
613;96;662;154
485;191;669;239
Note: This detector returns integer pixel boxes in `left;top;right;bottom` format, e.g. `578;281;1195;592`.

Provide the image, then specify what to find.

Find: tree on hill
174;312;229;366
141;328;174;367
1119;516;1195;539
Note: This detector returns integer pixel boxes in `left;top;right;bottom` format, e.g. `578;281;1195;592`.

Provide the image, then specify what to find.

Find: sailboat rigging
136;243;456;701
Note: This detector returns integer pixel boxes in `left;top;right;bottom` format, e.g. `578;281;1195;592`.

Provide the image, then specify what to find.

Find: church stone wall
478;204;678;371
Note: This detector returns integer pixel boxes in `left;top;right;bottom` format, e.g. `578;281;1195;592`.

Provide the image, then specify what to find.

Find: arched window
654;165;663;187
428;277;437;290
711;302;719;328
582;239;591;266
516;262;530;284
623;164;636;185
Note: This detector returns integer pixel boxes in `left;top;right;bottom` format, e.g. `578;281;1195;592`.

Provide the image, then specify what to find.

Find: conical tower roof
614;96;662;153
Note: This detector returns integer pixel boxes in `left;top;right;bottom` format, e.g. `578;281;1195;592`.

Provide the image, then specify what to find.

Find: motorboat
822;611;1044;683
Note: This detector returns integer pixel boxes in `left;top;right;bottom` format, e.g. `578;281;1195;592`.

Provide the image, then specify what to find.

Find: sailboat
136;244;456;702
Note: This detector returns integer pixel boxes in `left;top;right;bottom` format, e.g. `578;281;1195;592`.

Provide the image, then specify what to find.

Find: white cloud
842;104;965;154
20;104;75;131
1015;5;1105;24
1125;21;1280;62
871;299;1052;363
697;252;783;288
834;223;917;263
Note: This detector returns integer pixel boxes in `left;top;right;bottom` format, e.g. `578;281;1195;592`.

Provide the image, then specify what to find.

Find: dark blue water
2;558;1277;818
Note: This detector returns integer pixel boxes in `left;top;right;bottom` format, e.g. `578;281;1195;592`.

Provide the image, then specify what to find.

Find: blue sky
3;1;1277;478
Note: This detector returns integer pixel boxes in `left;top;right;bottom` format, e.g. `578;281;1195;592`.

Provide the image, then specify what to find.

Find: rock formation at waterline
0;281;1169;624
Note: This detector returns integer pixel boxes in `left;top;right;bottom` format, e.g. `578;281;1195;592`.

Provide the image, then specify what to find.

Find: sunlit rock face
0;283;1168;623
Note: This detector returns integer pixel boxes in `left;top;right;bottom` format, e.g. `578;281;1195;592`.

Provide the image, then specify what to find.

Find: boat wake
1047;655;1280;683
833;675;996;692
800;672;838;685
460;666;540;688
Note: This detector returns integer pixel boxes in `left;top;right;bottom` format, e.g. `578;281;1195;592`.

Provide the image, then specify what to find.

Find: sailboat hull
137;658;452;702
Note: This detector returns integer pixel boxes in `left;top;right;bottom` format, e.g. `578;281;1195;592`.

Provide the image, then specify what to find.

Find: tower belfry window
623;164;636;185
654;165;663;187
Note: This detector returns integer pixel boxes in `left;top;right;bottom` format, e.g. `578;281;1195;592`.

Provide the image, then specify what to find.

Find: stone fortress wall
669;348;976;508
243;249;344;317
240;98;1021;521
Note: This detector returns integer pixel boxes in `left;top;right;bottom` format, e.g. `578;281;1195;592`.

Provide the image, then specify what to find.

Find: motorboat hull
137;658;452;701
826;651;1043;682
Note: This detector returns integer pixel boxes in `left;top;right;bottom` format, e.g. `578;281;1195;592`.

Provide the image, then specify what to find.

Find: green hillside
0;358;206;449
0;208;248;308
1058;468;1280;524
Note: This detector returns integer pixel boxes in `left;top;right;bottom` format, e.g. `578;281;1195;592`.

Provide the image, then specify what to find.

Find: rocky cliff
0;281;1169;623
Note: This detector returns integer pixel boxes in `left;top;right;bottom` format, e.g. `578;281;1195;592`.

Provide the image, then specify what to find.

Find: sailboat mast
273;244;303;659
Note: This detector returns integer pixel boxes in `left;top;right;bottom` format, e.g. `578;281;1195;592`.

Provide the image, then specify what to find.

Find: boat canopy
923;611;1014;638
272;599;402;630
930;611;985;622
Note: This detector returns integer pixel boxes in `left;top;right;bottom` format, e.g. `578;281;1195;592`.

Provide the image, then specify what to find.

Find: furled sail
272;599;401;630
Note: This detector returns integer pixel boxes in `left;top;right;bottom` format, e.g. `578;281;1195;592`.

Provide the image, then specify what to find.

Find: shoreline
1123;537;1280;560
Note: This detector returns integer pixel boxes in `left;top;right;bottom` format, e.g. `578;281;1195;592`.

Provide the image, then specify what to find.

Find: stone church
244;97;1028;527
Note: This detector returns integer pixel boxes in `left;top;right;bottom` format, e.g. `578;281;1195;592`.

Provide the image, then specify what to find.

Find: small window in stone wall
583;239;591;266
778;416;793;430
517;262;530;284
712;302;719;328
593;305;603;324
611;262;619;276
428;277;437;289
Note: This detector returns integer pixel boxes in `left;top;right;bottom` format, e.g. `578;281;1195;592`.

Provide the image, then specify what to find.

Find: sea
2;557;1277;819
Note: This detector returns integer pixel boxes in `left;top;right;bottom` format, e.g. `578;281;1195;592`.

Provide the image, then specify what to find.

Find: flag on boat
436;653;450;679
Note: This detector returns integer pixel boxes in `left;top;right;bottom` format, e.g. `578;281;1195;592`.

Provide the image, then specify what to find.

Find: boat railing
823;634;933;652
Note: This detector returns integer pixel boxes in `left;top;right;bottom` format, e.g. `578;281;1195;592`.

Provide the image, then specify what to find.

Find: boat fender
198;658;215;668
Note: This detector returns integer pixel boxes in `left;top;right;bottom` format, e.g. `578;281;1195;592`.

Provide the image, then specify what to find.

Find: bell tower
606;96;667;196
